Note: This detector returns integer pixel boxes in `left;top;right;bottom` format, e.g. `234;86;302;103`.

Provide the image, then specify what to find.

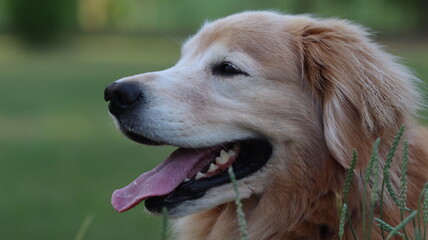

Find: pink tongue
111;147;219;213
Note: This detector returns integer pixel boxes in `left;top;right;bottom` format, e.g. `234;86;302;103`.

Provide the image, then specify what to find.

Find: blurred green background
0;0;427;239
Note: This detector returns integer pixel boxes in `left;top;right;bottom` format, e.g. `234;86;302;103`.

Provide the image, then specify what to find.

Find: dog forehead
182;11;291;57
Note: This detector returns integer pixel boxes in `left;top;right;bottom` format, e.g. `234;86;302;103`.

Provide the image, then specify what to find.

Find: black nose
104;82;141;116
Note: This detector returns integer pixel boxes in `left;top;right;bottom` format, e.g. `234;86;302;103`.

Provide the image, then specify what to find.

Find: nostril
115;84;141;105
104;82;142;116
104;82;141;105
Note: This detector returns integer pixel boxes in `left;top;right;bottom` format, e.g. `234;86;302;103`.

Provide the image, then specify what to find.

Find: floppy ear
300;19;420;168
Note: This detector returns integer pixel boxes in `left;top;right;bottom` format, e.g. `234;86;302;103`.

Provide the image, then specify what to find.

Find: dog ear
300;19;420;168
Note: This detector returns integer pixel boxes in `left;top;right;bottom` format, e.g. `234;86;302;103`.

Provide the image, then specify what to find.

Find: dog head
104;11;420;217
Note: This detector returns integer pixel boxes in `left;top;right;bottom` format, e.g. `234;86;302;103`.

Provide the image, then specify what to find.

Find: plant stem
228;166;249;240
400;141;410;239
161;207;169;240
339;204;348;240
386;210;418;240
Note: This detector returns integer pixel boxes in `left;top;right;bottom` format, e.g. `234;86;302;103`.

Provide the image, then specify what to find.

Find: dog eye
212;61;249;77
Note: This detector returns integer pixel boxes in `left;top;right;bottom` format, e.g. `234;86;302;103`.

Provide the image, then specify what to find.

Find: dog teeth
208;163;219;173
215;148;237;165
195;172;206;180
220;149;229;159
191;145;241;181
215;156;228;165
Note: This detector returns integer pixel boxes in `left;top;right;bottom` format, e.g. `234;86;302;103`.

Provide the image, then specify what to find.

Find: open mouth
111;130;272;214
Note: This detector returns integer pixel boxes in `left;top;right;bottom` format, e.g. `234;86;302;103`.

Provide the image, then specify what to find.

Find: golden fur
111;11;428;240
169;12;428;240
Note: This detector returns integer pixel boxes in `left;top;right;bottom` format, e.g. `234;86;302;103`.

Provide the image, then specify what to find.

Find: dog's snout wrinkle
104;82;142;116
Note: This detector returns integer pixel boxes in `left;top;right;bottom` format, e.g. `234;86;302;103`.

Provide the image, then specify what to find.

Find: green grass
0;35;179;240
0;35;427;240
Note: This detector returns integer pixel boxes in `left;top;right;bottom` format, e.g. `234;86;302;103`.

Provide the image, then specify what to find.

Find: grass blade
340;149;359;240
228;166;249;240
423;183;428;240
161;207;169;240
375;218;405;238
400;140;410;238
386;210;418;240
364;138;380;240
383;125;405;207
416;182;428;238
339;203;348;240
400;141;409;210
379;126;405;239
343;150;358;202
386;125;405;163
75;215;94;240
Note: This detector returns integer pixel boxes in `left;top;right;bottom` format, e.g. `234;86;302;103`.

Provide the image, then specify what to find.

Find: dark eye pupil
224;63;238;73
212;61;249;77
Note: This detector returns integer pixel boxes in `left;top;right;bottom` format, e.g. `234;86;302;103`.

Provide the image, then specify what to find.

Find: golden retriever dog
104;11;428;240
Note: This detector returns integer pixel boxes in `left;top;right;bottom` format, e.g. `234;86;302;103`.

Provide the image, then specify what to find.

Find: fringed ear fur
300;18;420;168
